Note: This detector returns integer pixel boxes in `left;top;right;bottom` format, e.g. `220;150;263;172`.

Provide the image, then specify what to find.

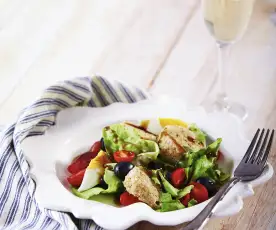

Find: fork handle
182;177;241;230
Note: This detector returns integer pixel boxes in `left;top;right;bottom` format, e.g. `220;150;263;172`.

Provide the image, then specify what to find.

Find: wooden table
0;0;275;229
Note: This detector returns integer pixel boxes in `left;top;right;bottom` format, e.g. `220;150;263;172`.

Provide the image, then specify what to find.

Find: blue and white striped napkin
0;76;148;230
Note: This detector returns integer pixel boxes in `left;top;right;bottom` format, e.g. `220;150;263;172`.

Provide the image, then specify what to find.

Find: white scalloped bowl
21;97;273;230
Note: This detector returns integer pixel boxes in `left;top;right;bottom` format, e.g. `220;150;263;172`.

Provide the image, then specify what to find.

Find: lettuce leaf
72;187;104;199
151;170;161;186
160;192;173;202
160;200;185;212
188;199;197;207
206;138;222;157
159;192;185;212
178;149;206;168
135;141;159;164
158;172;194;199
188;123;206;146
103;123;160;164
158;171;179;197
205;167;231;185
103;168;123;193
177;138;228;183
71;169;122;199
191;155;214;181
177;185;194;199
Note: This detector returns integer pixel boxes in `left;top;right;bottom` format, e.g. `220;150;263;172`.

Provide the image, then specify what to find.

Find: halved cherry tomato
113;150;135;163
190;182;209;203
89;141;101;153
217;150;224;161
67;169;86;187
181;193;191;207
119;192;140;206
67;151;97;174
171;168;186;188
67;141;102;174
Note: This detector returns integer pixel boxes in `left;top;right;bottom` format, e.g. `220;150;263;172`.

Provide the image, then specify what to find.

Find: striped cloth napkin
0;76;148;230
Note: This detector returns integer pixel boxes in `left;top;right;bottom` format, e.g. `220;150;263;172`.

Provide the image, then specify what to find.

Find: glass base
203;95;248;121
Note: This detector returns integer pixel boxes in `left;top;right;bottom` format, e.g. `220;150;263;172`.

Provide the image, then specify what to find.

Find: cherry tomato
181;193;191;207
119;192;140;206
67;151;97;174
89;141;102;153
171;168;186;188
217;150;224;161
196;177;217;197
67;169;86;187
190;182;209;203
113;150;135;163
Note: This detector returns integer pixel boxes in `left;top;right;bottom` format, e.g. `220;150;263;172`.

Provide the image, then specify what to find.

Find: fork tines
242;129;274;165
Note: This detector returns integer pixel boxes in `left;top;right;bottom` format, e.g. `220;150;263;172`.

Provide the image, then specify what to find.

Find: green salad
66;118;231;212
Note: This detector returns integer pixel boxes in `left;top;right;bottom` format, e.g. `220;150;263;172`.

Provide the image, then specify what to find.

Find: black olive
196;177;217;197
98;177;108;189
100;138;106;151
148;161;164;170
114;162;134;180
165;172;172;181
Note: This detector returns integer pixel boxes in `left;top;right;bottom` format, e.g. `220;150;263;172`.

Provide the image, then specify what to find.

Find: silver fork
183;129;275;230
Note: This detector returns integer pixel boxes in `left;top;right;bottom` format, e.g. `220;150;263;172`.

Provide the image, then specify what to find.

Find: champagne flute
202;0;256;120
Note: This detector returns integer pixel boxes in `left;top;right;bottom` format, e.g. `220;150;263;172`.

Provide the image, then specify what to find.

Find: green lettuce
72;168;122;200
191;155;214;181
158;172;194;199
151;170;161;186
206;138;222;157
135;141;159;164
158;186;195;212
158;171;179;197
178;149;206;168
205;167;231;185
103;168;123;193
177;185;194;199
160;200;185;212
188;123;206;146
72;187;104;199
177;138;230;185
160;192;173;202
188;199;197;207
159;192;185;212
103;123;160;164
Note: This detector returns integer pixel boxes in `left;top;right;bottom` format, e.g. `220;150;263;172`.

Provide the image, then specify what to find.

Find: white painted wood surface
0;0;275;229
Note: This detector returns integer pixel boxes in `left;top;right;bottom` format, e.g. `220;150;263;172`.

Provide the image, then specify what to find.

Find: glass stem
216;42;230;103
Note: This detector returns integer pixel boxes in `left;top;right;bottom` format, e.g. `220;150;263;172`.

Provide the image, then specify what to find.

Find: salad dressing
140;120;150;130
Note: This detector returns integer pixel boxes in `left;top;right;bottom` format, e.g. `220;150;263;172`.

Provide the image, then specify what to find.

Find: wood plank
91;0;199;90
0;0;141;123
149;7;217;103
0;0;199;124
0;0;77;105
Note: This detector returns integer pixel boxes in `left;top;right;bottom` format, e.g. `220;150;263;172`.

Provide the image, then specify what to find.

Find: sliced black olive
98;177;108;189
148;161;164;170
196;177;217;197
100;137;106;151
114;162;134;180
